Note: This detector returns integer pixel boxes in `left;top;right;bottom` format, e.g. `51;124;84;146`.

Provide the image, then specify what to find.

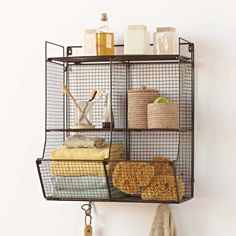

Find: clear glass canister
153;27;178;54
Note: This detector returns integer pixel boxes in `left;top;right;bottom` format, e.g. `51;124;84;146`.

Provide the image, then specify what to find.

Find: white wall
1;0;236;235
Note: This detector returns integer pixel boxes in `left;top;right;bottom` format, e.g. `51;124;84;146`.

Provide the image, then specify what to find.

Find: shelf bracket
67;46;72;56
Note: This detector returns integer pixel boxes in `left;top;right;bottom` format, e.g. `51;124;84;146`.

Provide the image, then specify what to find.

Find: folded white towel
64;135;105;148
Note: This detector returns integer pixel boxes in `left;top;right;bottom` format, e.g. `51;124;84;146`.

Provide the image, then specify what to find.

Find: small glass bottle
96;13;114;56
102;92;114;129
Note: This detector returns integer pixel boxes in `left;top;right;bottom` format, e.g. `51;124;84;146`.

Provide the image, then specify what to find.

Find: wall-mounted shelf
46;128;192;132
48;54;191;64
36;38;194;204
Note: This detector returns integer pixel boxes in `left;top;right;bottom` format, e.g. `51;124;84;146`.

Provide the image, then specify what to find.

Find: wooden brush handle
62;85;92;125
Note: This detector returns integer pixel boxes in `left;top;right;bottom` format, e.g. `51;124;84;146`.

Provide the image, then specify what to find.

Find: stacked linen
50;135;124;199
51;176;124;199
50;144;123;176
64;135;105;148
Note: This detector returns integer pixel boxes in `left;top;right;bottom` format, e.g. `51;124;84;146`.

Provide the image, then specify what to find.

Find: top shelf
47;54;192;64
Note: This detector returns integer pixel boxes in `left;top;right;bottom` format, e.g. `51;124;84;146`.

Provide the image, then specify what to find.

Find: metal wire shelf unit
36;38;194;204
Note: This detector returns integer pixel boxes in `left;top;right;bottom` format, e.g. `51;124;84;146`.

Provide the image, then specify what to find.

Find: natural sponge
141;175;185;201
112;162;155;194
153;157;174;176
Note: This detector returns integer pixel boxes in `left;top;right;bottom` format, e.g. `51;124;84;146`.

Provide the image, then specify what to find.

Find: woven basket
128;88;159;128
147;103;179;129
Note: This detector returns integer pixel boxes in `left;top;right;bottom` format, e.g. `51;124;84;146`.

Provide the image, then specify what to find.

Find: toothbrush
79;89;104;123
78;90;97;123
61;85;92;125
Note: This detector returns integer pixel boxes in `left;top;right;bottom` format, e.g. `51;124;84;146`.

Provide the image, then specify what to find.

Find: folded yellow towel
50;144;123;177
51;144;123;160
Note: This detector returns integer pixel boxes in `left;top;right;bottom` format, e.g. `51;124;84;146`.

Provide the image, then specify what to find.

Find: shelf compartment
37;159;191;203
46;58;193;131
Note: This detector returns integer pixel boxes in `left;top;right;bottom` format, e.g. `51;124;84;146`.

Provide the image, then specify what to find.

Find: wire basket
128;87;159;128
147;103;179;129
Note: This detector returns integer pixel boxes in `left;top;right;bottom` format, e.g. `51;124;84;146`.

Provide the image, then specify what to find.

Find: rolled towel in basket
64;135;105;148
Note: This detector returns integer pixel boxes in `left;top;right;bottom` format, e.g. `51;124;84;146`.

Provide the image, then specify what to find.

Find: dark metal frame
36;38;194;204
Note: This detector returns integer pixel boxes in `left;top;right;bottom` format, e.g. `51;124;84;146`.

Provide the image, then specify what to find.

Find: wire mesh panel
179;62;192;129
46;62;64;130
38;159;110;200
177;62;193;198
128;63;179;103
129;131;179;161
43;132;64;158
175;131;192;199
39;131;127;200
107;160;185;203
37;39;194;203
67;64;110;129
111;63;127;129
178;38;194;198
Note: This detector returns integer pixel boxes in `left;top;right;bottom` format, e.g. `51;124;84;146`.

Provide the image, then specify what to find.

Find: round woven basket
128;88;159;129
147;103;179;129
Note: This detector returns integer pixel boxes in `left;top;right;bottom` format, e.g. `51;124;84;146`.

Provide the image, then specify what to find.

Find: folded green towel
51;175;125;199
52;187;124;199
51;176;109;191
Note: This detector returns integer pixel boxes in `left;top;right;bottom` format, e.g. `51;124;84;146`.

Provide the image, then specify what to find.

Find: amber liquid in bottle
96;13;114;56
96;32;114;56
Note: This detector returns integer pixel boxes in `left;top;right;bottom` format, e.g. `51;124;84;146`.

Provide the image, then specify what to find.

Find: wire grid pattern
177;45;193;198
128;62;179;102
179;62;192;129
125;60;193;200
39;131;126;199
65;130;127;160
175;131;192;198
127;63;180;161
43;132;64;158
46;62;64;129
111;63;127;128
67;64;110;129
107;160;184;202
129;131;179;161
38;159;111;200
39;45;194;202
40;132;64;197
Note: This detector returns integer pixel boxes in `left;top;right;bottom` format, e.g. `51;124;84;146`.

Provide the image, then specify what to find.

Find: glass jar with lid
153;27;178;54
